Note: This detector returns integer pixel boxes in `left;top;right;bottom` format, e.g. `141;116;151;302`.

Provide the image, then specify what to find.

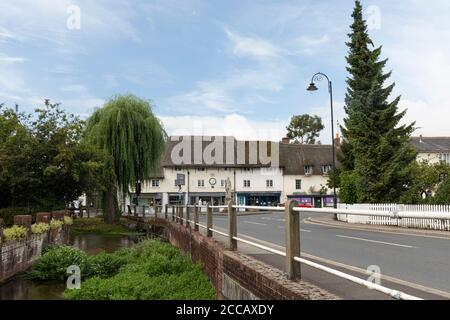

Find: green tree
339;1;417;203
0;102;109;211
286;114;324;144
434;177;450;205
84;94;166;223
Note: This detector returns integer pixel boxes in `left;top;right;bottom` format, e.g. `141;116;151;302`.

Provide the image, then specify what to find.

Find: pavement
196;211;450;300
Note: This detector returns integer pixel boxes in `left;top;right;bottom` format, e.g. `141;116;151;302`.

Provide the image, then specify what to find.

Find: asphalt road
198;211;450;300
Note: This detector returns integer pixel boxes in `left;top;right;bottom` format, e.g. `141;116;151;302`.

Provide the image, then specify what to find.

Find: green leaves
339;1;417;203
286;114;324;144
84;94;166;223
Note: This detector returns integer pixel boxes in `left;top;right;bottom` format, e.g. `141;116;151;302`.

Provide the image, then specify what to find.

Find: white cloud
224;27;282;60
160;114;287;141
0;55;26;64
292;34;330;55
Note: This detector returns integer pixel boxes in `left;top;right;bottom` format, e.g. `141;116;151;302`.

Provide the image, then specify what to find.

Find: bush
434;178;450;204
2;225;28;242
63;216;74;225
28;246;90;281
338;171;358;204
50;219;64;230
87;253;127;278
31;223;50;235
63;240;215;300
0;207;30;226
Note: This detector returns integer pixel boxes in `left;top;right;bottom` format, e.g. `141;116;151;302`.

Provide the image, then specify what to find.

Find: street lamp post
307;72;338;210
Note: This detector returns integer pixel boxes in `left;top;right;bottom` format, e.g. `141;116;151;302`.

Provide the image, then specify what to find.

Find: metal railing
156;201;429;300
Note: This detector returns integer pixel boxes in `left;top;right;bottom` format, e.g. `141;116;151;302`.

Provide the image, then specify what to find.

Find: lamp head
307;83;318;92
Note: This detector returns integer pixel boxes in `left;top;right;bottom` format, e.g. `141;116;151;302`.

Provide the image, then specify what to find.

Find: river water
0;234;141;300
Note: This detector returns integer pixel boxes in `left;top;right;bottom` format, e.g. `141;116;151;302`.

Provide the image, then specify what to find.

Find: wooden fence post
285;200;301;280
228;200;237;251
185;205;190;227
179;206;184;226
172;206;175;222
194;205;199;232
165;204;168;220
206;203;213;237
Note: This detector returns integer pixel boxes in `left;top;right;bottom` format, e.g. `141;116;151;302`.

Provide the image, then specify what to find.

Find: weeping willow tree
84;94;167;223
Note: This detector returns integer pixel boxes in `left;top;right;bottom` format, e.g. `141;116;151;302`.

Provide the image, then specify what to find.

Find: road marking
336;235;416;248
301;229;312;233
244;221;267;226
210;226;449;299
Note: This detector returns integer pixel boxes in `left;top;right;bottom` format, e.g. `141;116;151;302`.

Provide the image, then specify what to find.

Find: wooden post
285;200;301;280
142;205;146;217
179;206;184;225
165;204;168;220
172;205;175;222
206;203;213;237
185;205;190;228
194;205;199;232
228;200;237;251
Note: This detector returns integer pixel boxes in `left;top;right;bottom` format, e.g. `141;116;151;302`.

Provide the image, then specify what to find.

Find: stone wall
0;225;69;283
156;218;338;300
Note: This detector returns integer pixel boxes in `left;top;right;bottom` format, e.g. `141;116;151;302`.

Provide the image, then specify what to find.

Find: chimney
334;133;341;147
282;137;290;144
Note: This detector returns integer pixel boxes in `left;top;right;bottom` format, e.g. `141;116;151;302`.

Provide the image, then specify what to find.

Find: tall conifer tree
340;1;417;203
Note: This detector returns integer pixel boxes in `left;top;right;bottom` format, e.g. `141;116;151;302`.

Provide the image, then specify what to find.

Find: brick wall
0;225;69;283
157;218;338;300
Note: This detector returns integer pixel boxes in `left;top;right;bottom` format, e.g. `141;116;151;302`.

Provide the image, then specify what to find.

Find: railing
337;203;450;231
154;201;435;300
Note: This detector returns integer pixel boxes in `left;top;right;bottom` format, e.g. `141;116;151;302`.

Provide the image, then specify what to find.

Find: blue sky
1;0;449;142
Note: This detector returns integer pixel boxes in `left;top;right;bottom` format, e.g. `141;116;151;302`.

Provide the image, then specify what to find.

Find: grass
70;217;137;236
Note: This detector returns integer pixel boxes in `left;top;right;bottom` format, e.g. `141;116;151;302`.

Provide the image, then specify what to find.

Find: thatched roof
158;136;335;175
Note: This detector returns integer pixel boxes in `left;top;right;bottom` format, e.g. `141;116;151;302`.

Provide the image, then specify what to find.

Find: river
0;233;141;300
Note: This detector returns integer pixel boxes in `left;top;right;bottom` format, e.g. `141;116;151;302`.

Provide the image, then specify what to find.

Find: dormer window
304;166;313;176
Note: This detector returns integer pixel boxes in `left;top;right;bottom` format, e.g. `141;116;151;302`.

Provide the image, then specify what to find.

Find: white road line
277;226;311;233
336;235;416;248
261;217;285;222
244;221;267;226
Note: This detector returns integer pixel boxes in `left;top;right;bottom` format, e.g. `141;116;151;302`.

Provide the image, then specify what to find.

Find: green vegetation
70;217;133;236
2;225;28;243
28;246;90;281
286;114;324;144
31;223;51;235
338;0;417;203
84;94;166;223
28;240;215;300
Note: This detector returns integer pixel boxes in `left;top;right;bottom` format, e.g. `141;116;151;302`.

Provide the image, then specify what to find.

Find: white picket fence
337;203;450;231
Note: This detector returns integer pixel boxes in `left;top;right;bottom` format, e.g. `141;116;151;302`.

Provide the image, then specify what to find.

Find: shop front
287;193;337;208
237;192;281;207
188;193;226;206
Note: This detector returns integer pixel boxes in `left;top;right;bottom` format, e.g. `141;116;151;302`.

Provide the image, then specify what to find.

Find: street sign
176;173;185;186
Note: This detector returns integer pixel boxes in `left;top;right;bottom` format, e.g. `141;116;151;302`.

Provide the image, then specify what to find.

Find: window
266;180;273;188
322;165;331;175
197;167;206;172
174;180;178;187
295;179;302;190
304;166;313;175
198;180;205;187
151;179;160;187
243;180;251;188
175;167;182;171
439;154;450;164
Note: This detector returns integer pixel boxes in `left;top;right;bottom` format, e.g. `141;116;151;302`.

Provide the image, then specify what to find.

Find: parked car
279;203;314;208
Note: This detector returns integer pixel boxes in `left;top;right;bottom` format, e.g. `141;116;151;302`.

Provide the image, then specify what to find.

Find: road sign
176;173;185;186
